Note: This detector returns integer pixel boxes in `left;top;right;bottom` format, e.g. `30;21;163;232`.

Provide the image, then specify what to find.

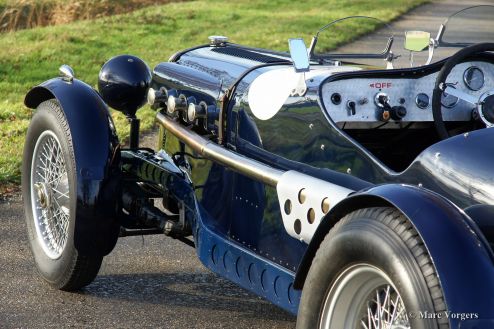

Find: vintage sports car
21;5;494;329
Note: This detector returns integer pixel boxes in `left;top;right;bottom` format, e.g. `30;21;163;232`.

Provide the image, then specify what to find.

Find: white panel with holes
276;170;353;243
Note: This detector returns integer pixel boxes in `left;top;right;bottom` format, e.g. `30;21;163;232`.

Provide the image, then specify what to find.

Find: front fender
25;77;120;256
295;184;494;325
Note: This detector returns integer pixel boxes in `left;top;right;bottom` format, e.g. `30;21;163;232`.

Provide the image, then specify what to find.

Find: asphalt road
2;0;494;327
0;194;296;328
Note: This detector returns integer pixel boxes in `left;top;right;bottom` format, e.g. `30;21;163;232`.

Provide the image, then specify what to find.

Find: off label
370;82;392;88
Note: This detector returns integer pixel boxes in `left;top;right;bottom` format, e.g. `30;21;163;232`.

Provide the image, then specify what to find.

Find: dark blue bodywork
152;44;494;326
24;42;494;327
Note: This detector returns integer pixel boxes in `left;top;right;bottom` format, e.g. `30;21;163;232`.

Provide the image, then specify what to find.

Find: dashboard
321;61;494;127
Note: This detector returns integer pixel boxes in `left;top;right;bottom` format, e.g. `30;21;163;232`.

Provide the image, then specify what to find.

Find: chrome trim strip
156;112;284;186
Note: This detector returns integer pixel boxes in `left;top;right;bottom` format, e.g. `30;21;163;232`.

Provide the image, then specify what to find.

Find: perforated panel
276;171;353;243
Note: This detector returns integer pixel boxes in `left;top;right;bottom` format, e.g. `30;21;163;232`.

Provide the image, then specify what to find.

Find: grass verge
0;0;427;184
0;0;180;32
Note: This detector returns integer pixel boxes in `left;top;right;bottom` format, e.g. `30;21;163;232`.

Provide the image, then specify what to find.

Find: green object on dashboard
405;30;431;51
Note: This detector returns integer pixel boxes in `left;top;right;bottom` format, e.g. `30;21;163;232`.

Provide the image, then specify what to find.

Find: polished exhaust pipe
156;112;283;186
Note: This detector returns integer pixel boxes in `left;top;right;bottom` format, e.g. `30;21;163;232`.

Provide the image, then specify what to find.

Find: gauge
463;66;484;91
330;93;341;105
441;86;459;108
415;93;429;109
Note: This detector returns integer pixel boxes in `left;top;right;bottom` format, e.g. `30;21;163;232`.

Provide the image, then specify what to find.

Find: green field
0;0;427;185
0;0;175;32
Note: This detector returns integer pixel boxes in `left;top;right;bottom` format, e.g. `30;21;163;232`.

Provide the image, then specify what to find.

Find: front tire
22;99;102;291
297;207;449;329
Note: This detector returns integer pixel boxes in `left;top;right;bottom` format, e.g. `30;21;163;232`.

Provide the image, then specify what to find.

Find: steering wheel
432;43;494;139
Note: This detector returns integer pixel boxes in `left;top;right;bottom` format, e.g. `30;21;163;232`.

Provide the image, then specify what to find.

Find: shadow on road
82;272;295;322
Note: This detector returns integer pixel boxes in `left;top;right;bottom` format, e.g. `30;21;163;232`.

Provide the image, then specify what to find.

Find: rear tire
22;99;102;291
296;207;449;329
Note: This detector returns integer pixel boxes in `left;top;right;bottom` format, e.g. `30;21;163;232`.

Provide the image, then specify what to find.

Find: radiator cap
209;35;228;46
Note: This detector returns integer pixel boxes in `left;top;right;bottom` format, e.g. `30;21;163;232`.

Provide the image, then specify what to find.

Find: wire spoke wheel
23;100;104;290
297;208;448;329
319;264;410;329
30;130;71;259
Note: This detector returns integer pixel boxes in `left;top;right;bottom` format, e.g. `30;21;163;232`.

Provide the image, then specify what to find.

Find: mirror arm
291;73;307;97
384;36;394;56
425;38;437;65
385;51;395;69
384;37;395;69
435;24;445;46
308;36;318;59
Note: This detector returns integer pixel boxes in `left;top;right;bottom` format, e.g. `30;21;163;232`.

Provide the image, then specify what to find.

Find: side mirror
288;38;310;72
404;31;431;52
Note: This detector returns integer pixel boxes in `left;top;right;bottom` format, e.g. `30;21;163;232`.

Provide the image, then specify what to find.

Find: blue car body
24;13;494;328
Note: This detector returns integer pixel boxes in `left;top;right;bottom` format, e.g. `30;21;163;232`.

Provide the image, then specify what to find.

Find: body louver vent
211;47;289;64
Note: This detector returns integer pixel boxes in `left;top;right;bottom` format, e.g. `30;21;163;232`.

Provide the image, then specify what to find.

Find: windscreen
440;5;494;46
311;16;394;68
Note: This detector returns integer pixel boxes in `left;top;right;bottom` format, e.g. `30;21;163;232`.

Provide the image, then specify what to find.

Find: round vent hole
284;199;292;215
298;188;307;204
322;197;331;214
307;208;316;224
294;219;302;234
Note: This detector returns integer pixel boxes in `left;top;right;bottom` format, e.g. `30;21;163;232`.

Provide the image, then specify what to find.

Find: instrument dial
463;66;484;91
415;93;429;109
441;86;459;108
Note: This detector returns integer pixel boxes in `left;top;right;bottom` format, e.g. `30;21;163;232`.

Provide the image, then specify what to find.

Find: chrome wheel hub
34;182;52;210
319;264;410;329
30;130;71;259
